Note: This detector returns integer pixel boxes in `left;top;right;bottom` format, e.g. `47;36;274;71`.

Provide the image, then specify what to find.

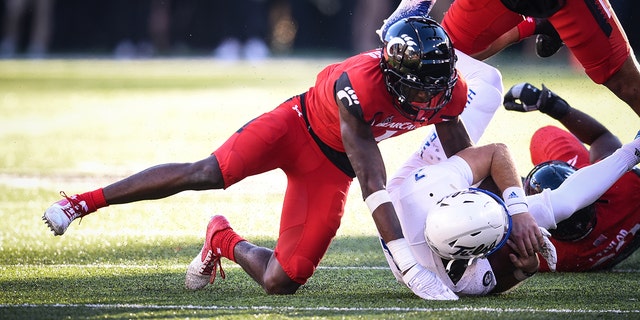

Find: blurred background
2;0;637;61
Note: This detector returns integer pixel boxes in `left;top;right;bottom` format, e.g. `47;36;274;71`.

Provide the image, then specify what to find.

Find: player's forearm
487;143;523;191
556;106;610;146
435;117;473;157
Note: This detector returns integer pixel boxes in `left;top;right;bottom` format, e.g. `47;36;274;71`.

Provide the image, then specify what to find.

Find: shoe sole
185;254;213;290
42;211;65;236
536;35;564;58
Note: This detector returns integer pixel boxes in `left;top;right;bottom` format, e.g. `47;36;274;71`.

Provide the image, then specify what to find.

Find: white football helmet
425;188;512;261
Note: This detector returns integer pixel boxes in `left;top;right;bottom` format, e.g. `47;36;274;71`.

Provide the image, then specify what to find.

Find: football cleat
377;0;434;41
534;19;563;58
42;191;89;236
185;215;230;290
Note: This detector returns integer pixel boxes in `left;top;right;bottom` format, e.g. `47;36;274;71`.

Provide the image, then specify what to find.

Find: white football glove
402;264;459;300
538;227;558;272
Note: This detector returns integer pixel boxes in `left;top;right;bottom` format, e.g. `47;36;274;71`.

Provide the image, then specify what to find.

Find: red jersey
540;171;640;271
531;126;640;271
305;49;468;152
442;0;630;84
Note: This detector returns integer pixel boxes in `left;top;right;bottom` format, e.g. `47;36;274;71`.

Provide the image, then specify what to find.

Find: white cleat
42;192;88;236
185;215;229;290
377;0;434;40
185;250;219;291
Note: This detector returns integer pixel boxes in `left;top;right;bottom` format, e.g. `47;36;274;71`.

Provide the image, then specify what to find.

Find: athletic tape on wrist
365;189;392;213
619;140;640;170
385;238;417;274
503;186;528;216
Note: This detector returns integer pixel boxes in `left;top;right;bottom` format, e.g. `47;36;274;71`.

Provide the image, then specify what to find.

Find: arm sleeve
547;147;635;223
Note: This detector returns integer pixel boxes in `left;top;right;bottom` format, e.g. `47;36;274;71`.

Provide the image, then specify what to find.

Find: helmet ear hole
381;16;457;122
424;188;512;261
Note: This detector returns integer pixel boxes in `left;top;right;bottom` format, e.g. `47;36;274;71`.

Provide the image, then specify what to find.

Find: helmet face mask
524;160;597;241
424;188;512;262
381;16;458;122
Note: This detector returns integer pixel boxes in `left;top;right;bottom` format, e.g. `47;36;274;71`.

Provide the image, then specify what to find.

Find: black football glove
504;82;570;120
503;82;544;112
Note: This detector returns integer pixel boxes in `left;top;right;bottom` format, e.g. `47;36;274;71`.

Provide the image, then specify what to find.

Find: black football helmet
524;160;597;242
380;16;457;123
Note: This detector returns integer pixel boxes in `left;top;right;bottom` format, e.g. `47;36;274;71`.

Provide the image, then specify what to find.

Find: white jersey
404;50;504;167
383;155;497;296
382;52;503;296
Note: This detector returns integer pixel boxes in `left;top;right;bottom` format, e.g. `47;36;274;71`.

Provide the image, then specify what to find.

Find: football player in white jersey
382;141;546;297
376;45;553;299
382;81;640;297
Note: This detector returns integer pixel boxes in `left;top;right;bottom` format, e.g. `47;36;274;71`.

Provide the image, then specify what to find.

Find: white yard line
2;264;638;273
0;264;390;270
2;303;639;314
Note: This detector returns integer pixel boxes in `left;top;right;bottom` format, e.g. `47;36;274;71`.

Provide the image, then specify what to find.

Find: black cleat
534;19;564;58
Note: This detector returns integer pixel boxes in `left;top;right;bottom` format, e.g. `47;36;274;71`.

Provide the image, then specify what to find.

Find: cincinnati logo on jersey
337;86;360;107
372;114;419;131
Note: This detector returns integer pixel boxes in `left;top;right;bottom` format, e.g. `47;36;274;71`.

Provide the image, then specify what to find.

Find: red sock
77;188;108;214
214;229;245;262
517;17;536;41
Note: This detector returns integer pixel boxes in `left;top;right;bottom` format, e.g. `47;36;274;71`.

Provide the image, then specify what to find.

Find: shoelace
59;191;85;225
209;256;225;284
200;249;226;284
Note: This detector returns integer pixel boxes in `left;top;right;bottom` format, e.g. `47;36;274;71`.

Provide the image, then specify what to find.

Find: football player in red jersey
44;17;543;300
504;82;640;272
382;0;640;119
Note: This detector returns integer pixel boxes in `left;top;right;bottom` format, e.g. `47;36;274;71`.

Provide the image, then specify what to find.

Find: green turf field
1;57;639;319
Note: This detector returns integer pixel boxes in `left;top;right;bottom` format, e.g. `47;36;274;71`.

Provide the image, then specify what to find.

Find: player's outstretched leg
43;191;91;236
185;215;245;290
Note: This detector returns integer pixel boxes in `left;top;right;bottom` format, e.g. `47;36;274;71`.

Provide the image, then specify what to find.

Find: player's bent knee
456;51;504;95
263;255;315;294
190;155;224;189
474;62;503;93
262;272;301;295
485;68;503;95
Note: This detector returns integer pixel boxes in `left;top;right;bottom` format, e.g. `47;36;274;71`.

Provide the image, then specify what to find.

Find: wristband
516;17;536;41
385;238;417;273
365;189;392;214
503;186;528;216
539;94;570;120
513;268;537;281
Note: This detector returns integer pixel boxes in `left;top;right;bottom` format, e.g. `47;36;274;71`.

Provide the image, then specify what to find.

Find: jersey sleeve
335;72;366;122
